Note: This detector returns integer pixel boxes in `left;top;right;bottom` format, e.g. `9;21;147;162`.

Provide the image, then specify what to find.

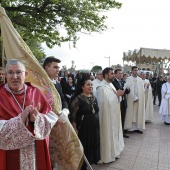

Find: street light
104;56;110;67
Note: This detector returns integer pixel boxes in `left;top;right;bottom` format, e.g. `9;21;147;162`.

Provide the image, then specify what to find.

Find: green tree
1;0;122;48
26;39;46;62
91;65;102;72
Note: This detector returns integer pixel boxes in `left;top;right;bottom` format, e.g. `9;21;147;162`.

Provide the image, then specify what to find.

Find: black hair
131;66;138;71
102;67;113;78
114;68;122;74
43;56;61;69
71;74;90;100
68;74;75;84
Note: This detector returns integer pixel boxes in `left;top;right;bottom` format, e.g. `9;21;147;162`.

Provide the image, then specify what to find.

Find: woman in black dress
64;75;76;104
70;77;100;170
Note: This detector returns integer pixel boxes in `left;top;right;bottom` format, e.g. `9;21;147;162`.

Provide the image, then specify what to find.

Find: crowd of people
0;57;170;170
57;64;170;169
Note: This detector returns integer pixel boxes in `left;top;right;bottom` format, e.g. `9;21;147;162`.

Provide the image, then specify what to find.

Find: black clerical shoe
123;134;129;138
134;130;143;134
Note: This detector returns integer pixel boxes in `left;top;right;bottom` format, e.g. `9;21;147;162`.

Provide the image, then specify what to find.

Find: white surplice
124;76;145;130
159;82;170;123
96;80;124;163
92;78;102;97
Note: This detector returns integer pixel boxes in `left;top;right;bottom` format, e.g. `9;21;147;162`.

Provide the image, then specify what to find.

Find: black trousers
153;90;157;104
157;91;162;105
120;101;126;131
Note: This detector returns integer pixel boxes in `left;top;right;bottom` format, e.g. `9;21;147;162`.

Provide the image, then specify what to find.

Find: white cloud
42;0;170;70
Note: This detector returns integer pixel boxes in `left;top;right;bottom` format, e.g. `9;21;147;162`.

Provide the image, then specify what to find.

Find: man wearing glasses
0;59;67;170
92;70;103;97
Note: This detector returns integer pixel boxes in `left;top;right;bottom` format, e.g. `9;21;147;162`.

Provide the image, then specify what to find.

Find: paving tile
133;161;157;170
136;154;158;165
158;166;170;170
108;158;135;170
91;105;169;170
120;151;138;161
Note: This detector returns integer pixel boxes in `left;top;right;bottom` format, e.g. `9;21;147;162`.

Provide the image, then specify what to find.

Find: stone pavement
90;105;170;170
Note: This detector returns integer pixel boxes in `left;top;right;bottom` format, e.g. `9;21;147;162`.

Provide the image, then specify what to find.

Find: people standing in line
140;72;153;122
163;76;167;83
124;66;145;134
145;72;150;80
75;70;82;85
152;73;158;105
157;76;164;106
92;70;103;97
0;59;68;170
96;67;124;163
146;72;154;85
60;70;70;94
90;75;95;81
63;75;76;105
122;73;129;82
70;77;100;170
59;69;65;77
113;69;130;138
159;76;170;125
43;56;68;110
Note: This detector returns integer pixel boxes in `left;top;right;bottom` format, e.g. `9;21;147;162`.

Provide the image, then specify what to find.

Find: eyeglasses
7;71;25;77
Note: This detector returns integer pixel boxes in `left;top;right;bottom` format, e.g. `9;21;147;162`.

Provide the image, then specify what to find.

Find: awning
123;48;170;63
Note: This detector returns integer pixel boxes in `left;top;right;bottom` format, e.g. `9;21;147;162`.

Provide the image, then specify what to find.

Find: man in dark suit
113;69;130;138
43;56;68;109
152;73;158;105
157;76;164;106
60;70;70;94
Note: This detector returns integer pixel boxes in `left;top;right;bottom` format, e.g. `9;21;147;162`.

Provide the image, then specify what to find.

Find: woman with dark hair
63;74;76;104
70;77;100;170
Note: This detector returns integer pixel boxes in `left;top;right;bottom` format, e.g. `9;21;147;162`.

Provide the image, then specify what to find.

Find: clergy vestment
143;79;153;122
96;80;124;163
159;82;170;123
0;83;58;170
124;76;145;130
92;78;102;97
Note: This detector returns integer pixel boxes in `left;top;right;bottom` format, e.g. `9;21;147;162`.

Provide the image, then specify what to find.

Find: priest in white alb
96;67;124;163
159;76;170;125
92;70;103;97
124;66;145;133
139;71;153;122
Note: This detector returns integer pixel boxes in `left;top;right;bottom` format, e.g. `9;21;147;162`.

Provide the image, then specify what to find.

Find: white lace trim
0;115;34;150
34;113;52;140
20;142;36;170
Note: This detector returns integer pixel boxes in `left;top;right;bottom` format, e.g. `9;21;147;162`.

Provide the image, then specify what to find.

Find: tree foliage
26;39;46;62
1;0;122;48
91;65;102;72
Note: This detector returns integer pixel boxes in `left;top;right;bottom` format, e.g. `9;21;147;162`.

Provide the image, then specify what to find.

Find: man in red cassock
0;59;67;170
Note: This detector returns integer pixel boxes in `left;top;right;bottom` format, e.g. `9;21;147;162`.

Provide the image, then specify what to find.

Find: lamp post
104;56;110;67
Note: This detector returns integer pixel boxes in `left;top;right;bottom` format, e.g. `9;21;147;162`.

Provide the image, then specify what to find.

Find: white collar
52;79;56;84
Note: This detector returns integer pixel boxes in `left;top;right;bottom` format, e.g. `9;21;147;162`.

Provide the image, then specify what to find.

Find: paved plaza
90;105;170;170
